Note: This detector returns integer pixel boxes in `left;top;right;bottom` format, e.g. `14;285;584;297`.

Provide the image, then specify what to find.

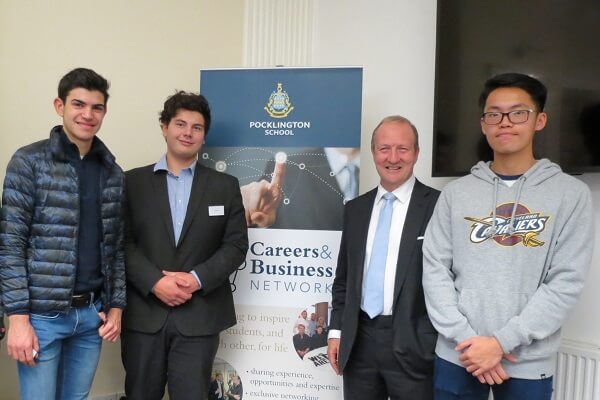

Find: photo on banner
200;67;362;399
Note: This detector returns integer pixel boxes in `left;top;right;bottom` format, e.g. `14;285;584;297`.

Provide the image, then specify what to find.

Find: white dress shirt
329;176;416;339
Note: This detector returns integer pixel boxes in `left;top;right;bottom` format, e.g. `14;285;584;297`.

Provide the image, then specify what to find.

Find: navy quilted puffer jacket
0;126;126;315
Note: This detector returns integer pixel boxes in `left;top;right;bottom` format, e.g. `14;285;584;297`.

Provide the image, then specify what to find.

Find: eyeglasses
481;109;536;125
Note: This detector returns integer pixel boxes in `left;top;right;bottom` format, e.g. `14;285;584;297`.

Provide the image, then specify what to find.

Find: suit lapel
392;180;428;305
177;163;209;246
152;170;176;248
354;189;377;297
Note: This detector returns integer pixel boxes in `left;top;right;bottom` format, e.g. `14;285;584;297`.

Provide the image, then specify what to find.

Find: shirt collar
153;154;197;176
324;148;360;175
58;127;101;160
375;175;416;205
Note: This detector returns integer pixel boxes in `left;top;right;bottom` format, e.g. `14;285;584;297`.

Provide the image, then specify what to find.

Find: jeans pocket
92;298;103;313
90;299;104;322
30;312;61;320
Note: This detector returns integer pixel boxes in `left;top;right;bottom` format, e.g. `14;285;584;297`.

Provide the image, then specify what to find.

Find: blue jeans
434;356;553;400
18;299;103;400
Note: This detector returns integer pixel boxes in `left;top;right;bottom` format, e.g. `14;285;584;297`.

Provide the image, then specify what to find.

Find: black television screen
433;0;600;176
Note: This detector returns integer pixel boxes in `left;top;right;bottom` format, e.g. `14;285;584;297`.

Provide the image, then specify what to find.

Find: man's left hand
162;270;201;294
98;308;122;342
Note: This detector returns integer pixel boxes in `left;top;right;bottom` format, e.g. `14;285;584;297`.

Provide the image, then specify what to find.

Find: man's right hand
327;338;341;375
153;275;193;307
7;315;39;366
476;363;511;385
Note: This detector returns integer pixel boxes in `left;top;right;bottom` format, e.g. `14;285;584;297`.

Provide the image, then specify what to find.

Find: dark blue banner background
200;68;362;147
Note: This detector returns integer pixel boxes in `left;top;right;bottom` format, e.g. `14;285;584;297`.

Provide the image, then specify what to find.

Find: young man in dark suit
122;91;248;399
328;116;439;400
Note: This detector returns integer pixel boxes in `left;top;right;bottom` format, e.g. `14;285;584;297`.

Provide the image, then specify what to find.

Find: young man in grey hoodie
422;73;594;400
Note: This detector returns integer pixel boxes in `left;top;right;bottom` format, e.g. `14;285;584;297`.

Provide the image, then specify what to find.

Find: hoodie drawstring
487;177;499;238
487;175;526;238
507;176;526;235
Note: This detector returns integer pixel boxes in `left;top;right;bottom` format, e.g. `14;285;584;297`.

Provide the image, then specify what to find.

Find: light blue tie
343;163;359;200
363;192;396;318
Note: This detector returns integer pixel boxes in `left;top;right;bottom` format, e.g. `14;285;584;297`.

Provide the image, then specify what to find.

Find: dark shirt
209;379;224;400
60;130;103;293
293;333;311;352
228;382;243;400
310;332;328;350
495;172;522;181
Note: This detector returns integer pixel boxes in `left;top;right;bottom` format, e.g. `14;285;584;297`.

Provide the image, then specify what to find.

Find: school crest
264;82;294;118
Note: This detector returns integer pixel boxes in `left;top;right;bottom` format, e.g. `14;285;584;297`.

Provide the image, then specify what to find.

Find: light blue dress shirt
153;155;196;244
153;155;202;286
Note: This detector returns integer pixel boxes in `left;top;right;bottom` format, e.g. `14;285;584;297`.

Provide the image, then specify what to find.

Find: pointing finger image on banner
240;154;287;228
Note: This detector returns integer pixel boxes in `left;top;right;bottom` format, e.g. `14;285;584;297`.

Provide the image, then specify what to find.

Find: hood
470;159;562;237
470;158;562;187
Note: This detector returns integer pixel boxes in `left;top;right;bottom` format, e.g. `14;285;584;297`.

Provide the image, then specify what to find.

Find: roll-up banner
200;67;362;400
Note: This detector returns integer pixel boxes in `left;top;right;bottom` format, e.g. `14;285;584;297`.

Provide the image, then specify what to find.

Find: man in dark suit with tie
328;116;439;400
122;91;248;399
209;372;225;400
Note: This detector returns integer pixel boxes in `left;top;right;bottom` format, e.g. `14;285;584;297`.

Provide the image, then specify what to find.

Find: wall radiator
554;339;600;400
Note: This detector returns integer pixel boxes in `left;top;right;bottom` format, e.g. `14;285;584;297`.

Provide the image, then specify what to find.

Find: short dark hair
58;68;110;104
479;72;547;112
159;91;212;134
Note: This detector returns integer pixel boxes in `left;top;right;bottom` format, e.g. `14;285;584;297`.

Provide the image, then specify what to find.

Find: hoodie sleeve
423;189;478;344
493;184;594;354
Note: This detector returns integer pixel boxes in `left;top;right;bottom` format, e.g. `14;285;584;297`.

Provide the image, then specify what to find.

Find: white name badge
208;205;225;216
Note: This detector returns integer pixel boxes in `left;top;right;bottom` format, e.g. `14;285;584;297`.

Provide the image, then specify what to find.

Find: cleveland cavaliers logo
465;203;550;247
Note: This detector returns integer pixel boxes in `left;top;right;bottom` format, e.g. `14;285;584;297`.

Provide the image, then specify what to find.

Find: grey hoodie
423;159;594;379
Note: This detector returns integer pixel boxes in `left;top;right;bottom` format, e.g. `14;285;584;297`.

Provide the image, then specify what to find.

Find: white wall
0;0;244;397
312;0;600;347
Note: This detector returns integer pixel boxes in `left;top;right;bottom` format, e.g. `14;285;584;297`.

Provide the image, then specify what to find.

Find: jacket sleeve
192;177;249;295
329;205;349;333
124;194;164;296
493;185;594;353
0;151;35;315
422;189;478;344
108;179;127;309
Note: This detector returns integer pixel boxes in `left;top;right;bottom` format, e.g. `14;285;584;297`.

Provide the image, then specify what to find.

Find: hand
476;363;511;385
98;308;122;342
162;270;201;294
153;274;193;306
7;315;39;366
457;336;517;376
327;338;341;375
240;160;286;227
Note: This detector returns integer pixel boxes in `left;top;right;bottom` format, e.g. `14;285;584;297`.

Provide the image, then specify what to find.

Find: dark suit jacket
209;379;224;400
330;179;440;378
123;163;248;335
